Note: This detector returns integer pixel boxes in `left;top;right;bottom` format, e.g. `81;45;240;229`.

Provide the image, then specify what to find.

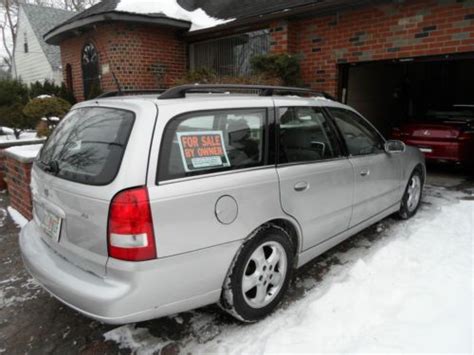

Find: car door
276;104;354;251
326;107;402;227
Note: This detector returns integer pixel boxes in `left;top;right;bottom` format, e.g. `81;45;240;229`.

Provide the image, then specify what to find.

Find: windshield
424;106;474;121
37;107;135;185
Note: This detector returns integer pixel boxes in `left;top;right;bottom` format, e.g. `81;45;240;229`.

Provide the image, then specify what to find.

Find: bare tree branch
0;0;98;74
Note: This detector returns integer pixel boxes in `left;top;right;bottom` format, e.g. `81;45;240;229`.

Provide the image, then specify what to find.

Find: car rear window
37;107;135;185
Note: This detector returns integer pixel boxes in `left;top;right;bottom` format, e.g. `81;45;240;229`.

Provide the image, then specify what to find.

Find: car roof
79;93;349;110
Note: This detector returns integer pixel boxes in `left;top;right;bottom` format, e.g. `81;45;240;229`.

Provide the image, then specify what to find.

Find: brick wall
0;153;6;191
269;0;474;96
0;140;45;191
4;155;34;220
60;23;187;101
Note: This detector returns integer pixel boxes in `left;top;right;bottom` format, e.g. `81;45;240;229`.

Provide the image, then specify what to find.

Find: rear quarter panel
30;99;158;277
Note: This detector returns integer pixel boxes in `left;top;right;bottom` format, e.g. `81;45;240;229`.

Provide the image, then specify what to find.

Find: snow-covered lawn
0;129;41;143
105;185;473;354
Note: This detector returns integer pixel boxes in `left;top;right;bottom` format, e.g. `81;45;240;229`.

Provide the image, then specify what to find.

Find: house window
189;30;270;76
23;32;28;53
81;43;101;99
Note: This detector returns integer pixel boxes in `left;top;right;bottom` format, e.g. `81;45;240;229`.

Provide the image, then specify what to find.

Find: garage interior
340;53;474;137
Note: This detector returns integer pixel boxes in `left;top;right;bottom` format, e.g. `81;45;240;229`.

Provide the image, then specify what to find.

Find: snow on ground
7;207;28;228
5;144;43;160
0;131;40;143
104;186;473;354
116;0;235;31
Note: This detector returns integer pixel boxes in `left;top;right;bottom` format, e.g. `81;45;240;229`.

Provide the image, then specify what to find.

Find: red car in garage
392;105;474;168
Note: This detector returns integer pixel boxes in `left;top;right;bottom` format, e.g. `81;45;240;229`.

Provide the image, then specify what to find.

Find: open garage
341;53;474;137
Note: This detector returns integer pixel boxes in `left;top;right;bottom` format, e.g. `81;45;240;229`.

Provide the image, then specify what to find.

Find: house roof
21;3;76;70
45;0;379;45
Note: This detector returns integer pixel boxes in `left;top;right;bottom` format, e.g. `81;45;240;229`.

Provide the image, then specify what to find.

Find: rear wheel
399;169;423;219
221;226;294;322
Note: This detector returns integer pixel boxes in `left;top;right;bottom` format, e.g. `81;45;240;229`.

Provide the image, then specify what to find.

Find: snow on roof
4;144;43;163
116;0;234;31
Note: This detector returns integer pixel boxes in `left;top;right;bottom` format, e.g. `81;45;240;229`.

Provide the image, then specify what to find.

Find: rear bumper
20;221;240;324
404;139;472;164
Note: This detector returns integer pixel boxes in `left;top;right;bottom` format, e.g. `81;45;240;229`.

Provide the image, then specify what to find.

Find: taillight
108;187;157;261
458;131;474;141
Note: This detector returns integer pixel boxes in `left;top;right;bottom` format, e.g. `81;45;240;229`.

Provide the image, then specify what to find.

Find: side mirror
385;140;406;154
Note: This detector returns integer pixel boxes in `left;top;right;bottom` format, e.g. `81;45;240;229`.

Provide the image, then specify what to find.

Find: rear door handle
294;182;309;192
360;169;370;177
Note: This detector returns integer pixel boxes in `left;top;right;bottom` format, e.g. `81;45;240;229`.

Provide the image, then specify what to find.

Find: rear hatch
31;102;156;277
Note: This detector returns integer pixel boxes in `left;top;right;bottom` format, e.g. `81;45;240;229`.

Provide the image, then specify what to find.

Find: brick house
45;0;474;134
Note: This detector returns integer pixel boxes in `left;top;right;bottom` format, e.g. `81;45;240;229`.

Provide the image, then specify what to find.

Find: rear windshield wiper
43;160;60;175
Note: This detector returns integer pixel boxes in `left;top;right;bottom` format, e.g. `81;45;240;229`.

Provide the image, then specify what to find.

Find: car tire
398;168;424;220
220;226;294;322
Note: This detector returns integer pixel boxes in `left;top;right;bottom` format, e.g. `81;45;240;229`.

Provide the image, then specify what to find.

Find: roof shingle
22;4;76;70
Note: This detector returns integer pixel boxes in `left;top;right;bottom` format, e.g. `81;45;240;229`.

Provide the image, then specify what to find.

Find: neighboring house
44;0;474;134
12;4;75;85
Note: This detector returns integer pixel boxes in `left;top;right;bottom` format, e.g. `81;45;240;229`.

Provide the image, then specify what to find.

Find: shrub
23;97;71;137
0;103;32;139
174;68;283;86
29;80;76;105
251;53;303;86
0;79;29;107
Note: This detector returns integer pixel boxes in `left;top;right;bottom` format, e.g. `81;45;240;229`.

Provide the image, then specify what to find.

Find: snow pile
36;95;52;99
5;144;43;160
7;207;28;228
104;325;172;354
0;130;41;143
41;117;60;122
0;127;14;135
116;0;234;31
184;197;473;354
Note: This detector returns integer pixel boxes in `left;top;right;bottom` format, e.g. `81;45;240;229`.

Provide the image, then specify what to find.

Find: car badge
423;130;431;136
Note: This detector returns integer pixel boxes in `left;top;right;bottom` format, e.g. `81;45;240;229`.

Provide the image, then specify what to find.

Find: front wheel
220;226;294;322
399;169;423;219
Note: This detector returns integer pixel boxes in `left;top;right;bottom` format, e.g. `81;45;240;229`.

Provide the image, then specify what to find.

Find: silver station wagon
20;85;425;324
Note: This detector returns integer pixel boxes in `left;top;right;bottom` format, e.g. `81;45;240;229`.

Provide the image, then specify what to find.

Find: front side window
328;108;385;156
158;109;266;181
279;107;341;164
37;107;135;185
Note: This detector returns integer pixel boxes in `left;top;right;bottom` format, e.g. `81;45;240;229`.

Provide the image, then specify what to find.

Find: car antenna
112;71;123;96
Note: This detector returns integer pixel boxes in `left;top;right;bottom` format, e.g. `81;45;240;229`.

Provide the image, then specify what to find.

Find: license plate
40;208;62;242
419;147;433;153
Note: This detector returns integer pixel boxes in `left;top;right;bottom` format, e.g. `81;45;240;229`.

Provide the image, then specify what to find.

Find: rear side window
38;107;134;185
158;109;266;182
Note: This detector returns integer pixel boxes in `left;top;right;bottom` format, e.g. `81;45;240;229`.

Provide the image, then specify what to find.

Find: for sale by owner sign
177;131;231;172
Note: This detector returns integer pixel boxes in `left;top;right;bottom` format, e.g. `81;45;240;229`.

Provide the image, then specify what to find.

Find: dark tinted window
328;108;384;156
38;107;134;185
279;107;341;164
425;106;474;121
158;109;266;181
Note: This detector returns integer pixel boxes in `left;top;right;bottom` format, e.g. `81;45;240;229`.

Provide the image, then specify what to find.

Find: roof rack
96;89;167;99
158;84;336;101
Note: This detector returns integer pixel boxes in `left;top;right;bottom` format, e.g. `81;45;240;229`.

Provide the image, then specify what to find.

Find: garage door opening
340;53;474;137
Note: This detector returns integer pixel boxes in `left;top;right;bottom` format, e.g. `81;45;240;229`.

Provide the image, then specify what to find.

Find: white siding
13;8;58;85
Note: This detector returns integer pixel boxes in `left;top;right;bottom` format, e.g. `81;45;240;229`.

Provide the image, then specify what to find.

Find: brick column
3;146;42;220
